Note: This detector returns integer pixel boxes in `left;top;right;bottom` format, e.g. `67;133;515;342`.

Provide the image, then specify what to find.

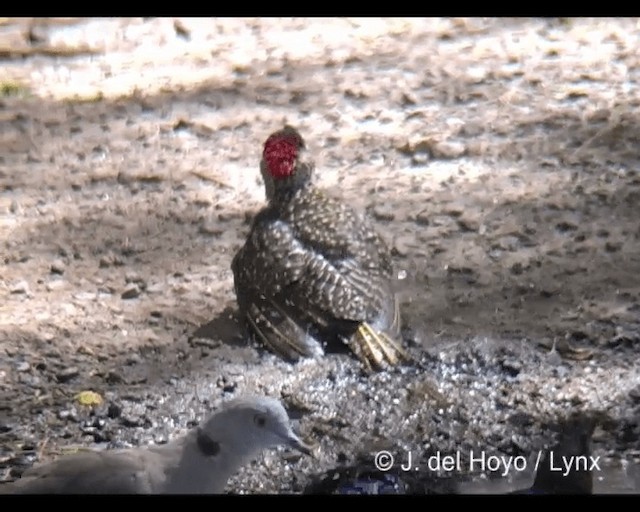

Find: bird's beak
285;432;315;458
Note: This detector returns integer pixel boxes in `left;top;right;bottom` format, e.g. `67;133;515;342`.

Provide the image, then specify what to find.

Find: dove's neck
153;431;260;494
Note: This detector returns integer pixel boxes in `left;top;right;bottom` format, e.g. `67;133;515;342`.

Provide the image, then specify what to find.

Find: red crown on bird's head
262;126;305;180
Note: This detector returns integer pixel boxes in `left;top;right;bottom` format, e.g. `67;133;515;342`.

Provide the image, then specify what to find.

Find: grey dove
0;395;312;494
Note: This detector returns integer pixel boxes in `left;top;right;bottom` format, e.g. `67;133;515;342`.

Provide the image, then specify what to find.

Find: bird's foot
351;322;410;372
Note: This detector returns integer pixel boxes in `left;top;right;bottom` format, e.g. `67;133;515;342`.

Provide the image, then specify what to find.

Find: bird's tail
350;299;409;372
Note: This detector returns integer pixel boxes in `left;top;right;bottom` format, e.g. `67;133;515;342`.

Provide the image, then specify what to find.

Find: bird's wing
233;218;370;324
1;449;157;494
291;190;394;275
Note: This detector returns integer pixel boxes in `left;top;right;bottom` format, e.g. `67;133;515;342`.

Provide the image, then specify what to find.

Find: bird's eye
254;414;267;427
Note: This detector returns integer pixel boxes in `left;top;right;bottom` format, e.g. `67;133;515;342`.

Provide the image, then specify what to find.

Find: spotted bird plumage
232;126;407;371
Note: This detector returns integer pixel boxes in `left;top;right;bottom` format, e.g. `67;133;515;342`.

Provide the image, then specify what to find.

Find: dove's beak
286;432;315;457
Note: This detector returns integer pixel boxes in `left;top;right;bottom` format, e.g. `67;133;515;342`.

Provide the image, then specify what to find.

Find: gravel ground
1;17;640;493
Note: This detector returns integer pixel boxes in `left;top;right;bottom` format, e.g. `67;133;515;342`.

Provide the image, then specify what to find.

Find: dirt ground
1;17;640;494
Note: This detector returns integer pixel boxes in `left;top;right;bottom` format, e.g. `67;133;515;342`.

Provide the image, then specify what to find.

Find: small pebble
50;259;66;275
56;367;80;383
431;140;466;159
16;362;30;372
371;206;395;222
124;271;145;285
121;284;141;299
10;280;29;294
46;280;66;291
107;403;123;419
199;219;223;236
120;415;143;428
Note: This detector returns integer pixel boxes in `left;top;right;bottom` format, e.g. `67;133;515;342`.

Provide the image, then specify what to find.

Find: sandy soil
1;17;639;493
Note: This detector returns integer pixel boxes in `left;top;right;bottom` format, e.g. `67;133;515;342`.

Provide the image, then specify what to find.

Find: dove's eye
254;414;267;427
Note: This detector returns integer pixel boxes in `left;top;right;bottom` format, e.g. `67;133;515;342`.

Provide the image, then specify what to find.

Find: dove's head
260;126;314;200
197;395;313;458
